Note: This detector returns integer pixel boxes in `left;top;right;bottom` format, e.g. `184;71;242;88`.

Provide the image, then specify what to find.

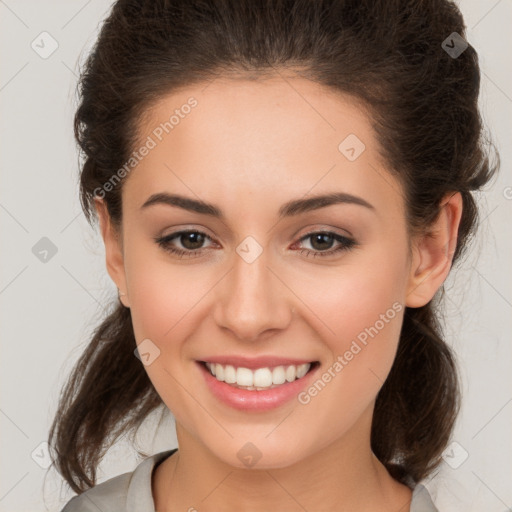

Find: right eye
154;230;215;258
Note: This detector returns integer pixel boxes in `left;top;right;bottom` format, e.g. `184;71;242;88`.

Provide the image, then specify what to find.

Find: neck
153;405;413;512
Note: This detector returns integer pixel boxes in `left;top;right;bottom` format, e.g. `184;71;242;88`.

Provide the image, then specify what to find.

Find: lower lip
196;361;320;411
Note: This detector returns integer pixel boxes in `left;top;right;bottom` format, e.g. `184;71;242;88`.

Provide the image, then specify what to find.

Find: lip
196;360;320;411
198;355;315;370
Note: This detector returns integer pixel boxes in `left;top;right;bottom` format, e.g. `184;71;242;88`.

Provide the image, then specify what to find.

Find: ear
405;192;463;308
94;197;130;308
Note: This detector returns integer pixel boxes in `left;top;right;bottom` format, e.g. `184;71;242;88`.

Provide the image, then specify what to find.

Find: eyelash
154;229;357;259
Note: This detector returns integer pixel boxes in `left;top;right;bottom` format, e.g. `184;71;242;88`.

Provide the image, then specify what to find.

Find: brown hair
48;0;499;494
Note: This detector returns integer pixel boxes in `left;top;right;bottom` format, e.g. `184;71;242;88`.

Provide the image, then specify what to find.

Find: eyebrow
140;191;375;219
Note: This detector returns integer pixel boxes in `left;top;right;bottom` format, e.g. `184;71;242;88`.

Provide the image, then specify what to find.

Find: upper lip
198;355;317;370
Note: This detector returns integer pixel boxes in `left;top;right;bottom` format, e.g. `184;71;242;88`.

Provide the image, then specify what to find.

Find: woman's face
100;76;426;469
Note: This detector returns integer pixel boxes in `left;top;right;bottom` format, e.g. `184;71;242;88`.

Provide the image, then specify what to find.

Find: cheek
292;241;409;380
122;228;198;333
123;247;214;420
127;257;214;346
290;255;407;441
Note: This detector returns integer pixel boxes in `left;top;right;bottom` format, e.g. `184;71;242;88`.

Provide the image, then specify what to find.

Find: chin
208;435;313;471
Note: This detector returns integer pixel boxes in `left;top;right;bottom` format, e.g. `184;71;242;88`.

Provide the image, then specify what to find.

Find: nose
213;248;294;342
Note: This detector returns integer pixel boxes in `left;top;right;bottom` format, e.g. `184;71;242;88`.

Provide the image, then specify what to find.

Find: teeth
215;363;224;381
237;367;255;386
205;362;312;390
224;364;236;383
296;364;310;379
272;366;286;385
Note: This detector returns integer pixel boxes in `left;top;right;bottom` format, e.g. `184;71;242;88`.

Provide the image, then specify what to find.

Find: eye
154;230;214;259
292;230;356;258
154;229;357;259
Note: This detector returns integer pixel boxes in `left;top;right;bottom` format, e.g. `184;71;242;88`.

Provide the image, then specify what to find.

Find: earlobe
94;198;130;308
405;192;463;308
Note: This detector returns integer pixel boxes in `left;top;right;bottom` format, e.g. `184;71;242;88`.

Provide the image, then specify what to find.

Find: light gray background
1;1;511;511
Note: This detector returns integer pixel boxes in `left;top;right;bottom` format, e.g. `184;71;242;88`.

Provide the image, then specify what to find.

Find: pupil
183;232;204;250
311;233;333;250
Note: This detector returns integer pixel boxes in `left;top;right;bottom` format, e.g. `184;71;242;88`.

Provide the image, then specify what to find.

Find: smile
204;361;314;390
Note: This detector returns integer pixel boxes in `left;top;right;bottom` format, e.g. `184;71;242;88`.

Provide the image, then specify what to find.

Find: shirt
60;448;439;511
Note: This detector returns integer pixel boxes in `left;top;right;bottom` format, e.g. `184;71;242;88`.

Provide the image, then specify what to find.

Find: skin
95;75;462;512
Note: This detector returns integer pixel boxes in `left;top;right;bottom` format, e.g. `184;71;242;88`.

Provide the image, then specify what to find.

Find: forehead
123;76;404;221
136;76;376;160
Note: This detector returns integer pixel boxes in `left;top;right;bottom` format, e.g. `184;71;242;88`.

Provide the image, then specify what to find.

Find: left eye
293;231;356;258
154;230;357;259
